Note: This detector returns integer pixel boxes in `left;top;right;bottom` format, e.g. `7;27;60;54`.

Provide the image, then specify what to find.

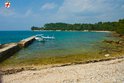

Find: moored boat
35;34;55;42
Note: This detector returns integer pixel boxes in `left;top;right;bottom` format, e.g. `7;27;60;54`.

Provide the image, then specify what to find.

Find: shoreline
0;31;123;68
0;31;124;83
1;55;124;75
2;56;124;83
32;30;111;32
0;31;124;73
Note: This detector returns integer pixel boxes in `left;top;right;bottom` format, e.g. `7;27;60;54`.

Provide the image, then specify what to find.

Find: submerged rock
103;40;113;44
103;40;124;46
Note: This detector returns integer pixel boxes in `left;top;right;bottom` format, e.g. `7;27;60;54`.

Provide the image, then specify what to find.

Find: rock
105;54;110;57
118;41;124;45
103;40;124;45
119;41;122;44
0;45;2;49
103;40;113;44
99;49;108;54
115;41;119;44
2;68;25;75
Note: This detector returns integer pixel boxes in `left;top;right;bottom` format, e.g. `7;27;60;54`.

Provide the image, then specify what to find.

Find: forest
31;19;124;35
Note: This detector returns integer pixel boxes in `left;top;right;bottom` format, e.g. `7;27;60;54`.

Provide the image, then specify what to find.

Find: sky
0;0;124;30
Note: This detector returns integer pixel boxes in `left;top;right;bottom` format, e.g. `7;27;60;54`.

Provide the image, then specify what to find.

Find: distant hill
31;19;124;35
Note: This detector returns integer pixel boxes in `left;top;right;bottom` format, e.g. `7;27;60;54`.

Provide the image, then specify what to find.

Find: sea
0;31;118;66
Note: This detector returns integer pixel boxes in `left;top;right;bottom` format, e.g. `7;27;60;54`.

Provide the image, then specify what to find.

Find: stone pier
18;36;35;48
0;43;20;62
0;36;36;62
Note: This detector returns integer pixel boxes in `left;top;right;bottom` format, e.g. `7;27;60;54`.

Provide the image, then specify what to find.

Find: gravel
2;58;124;83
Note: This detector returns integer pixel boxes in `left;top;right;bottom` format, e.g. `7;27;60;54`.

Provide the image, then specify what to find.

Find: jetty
18;36;35;48
0;36;36;62
0;43;20;62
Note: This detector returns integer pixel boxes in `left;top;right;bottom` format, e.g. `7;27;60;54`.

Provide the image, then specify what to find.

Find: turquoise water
0;31;118;65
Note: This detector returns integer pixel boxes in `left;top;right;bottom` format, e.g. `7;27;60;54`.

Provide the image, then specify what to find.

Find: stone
105;54;110;57
103;40;113;44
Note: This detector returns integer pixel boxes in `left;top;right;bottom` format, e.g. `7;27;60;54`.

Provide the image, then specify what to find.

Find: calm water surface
0;31;118;65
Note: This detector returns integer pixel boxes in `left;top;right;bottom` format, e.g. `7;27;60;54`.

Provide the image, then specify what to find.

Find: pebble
105;54;110;57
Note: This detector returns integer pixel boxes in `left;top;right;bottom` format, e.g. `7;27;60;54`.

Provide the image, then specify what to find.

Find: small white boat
35;37;40;40
35;37;45;42
35;34;55;42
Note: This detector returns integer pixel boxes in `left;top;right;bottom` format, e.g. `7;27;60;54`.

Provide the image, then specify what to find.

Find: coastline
0;31;124;71
32;30;111;32
1;55;124;75
90;31;111;32
2;56;124;83
0;31;124;83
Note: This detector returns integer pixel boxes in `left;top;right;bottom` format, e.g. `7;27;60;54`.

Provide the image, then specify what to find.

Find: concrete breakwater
0;43;20;62
0;36;35;62
18;36;35;48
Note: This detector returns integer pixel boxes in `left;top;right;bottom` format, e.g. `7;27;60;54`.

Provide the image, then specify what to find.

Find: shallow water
0;31;119;66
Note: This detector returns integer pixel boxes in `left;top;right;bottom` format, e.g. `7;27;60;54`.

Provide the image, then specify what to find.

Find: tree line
31;19;124;35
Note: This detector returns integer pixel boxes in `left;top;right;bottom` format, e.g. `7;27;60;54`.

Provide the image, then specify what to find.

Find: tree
31;19;124;35
116;20;124;34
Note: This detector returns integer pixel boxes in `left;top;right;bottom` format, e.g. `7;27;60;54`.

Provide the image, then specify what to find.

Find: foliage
31;19;124;35
116;19;124;35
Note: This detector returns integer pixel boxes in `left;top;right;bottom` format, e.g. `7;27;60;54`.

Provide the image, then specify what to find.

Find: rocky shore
99;32;124;56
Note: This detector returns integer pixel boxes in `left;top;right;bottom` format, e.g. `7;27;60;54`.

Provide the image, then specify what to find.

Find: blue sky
0;0;124;30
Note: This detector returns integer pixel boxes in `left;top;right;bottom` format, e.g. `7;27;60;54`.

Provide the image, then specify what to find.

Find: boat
35;34;55;42
35;37;45;42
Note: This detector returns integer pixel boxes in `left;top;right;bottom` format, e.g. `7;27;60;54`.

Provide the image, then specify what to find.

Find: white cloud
57;0;114;17
54;0;124;23
41;3;57;10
